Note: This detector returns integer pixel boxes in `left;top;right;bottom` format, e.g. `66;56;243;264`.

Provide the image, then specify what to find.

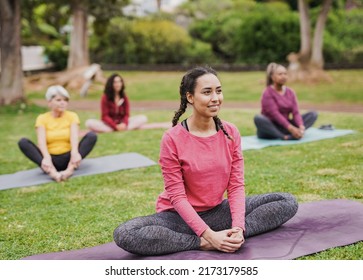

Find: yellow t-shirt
35;111;80;155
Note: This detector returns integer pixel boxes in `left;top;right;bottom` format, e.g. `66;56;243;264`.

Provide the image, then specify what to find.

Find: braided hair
104;73;126;101
172;66;233;141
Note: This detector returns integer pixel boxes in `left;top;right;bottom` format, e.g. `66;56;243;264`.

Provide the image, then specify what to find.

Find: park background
0;0;362;260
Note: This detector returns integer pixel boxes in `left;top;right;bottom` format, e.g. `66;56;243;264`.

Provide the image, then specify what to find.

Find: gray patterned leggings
113;192;298;255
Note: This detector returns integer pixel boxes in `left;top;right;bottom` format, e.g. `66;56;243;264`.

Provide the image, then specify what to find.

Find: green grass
1;69;363;260
0;106;362;260
25;69;363;104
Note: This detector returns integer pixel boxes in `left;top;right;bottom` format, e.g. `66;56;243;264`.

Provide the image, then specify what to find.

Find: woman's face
48;94;69;113
272;66;287;86
187;73;223;118
113;76;123;93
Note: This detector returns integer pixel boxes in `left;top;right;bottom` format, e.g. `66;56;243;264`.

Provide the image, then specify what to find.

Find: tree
287;0;333;82
67;0;89;69
0;0;24;105
67;0;130;69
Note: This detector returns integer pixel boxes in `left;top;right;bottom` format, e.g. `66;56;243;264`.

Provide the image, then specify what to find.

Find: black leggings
18;132;97;171
254;111;318;140
113;192;298;256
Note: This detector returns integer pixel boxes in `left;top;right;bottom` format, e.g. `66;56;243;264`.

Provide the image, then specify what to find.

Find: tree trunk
287;0;333;83
0;0;24;105
297;0;311;64
156;0;162;11
310;0;333;69
67;0;89;69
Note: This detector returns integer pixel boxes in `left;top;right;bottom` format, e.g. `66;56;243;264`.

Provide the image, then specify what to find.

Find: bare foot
48;169;62;182
60;168;74;181
200;237;215;251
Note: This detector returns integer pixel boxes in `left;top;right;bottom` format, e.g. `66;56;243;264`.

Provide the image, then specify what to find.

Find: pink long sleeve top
156;121;245;236
261;86;303;129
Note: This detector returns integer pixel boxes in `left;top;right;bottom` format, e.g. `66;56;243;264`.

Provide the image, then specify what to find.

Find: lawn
25;69;363;105
0;70;362;260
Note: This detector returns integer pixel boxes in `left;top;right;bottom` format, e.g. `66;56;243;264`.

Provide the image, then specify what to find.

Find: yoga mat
22;199;363;260
0;153;156;191
242;127;355;150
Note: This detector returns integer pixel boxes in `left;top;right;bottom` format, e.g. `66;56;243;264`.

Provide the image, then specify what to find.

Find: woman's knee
253;114;264;126
280;192;299;216
113;218;144;252
84;131;98;144
18;137;28;148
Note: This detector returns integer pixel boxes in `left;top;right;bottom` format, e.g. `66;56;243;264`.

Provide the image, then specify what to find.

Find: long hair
172;66;233;141
266;62;284;86
104;73;126;101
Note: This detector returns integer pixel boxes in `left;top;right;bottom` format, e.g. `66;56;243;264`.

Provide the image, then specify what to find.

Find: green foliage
189;2;300;64
324;8;363;63
43;40;69;70
236;4;300;63
90;18;215;64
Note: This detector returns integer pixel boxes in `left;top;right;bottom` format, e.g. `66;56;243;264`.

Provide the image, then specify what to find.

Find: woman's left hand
71;151;82;168
228;227;245;244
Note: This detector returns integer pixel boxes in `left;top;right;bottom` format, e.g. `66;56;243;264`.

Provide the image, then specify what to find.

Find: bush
324;8;363;64
90;18;215;65
189;2;300;64
43;40;68;70
235;5;300;63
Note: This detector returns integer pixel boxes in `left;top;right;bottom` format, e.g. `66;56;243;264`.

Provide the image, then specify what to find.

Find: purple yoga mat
23;199;363;260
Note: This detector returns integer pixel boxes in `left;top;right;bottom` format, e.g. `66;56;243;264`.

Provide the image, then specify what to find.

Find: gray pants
254;111;318;139
114;192;298;255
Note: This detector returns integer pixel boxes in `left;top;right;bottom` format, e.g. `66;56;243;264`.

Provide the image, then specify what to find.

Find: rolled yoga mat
0;152;156;191
22;199;363;260
242;127;355;150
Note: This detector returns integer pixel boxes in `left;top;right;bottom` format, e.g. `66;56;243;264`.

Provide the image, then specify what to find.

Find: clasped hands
288;124;305;139
201;227;245;253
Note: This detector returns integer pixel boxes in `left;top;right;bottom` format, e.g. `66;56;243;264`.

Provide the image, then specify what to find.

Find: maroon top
261;86;303;129
101;94;130;130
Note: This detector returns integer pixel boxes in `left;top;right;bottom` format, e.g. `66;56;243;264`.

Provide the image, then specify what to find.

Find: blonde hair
266;62;285;86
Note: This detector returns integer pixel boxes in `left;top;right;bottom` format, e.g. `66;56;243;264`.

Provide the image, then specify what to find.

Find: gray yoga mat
242;127;354;150
22;199;363;260
0;152;156;191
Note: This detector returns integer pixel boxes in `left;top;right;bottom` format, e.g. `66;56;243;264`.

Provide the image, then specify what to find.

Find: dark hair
172;66;233;140
104;73;126;101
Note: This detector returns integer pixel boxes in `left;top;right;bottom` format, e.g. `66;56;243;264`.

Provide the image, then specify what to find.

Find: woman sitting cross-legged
113;66;298;256
18;85;97;182
85;73;171;133
254;62;318;140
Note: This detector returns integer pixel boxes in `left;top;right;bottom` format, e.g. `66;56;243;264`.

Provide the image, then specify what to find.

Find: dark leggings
254;111;318;140
113;192;298;256
18;132;97;171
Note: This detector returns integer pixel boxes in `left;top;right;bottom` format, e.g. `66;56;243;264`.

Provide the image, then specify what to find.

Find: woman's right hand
201;228;244;253
288;125;303;139
41;156;53;173
116;123;127;131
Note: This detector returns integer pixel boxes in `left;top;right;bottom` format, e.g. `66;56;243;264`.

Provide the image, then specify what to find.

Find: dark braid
172;79;188;127
214;116;234;141
172;66;217;126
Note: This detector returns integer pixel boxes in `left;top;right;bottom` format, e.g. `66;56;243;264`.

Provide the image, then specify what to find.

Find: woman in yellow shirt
18;86;97;182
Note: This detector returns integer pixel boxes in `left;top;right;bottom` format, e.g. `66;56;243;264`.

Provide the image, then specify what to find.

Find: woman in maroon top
86;74;171;133
85;74;148;132
254;63;318;140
